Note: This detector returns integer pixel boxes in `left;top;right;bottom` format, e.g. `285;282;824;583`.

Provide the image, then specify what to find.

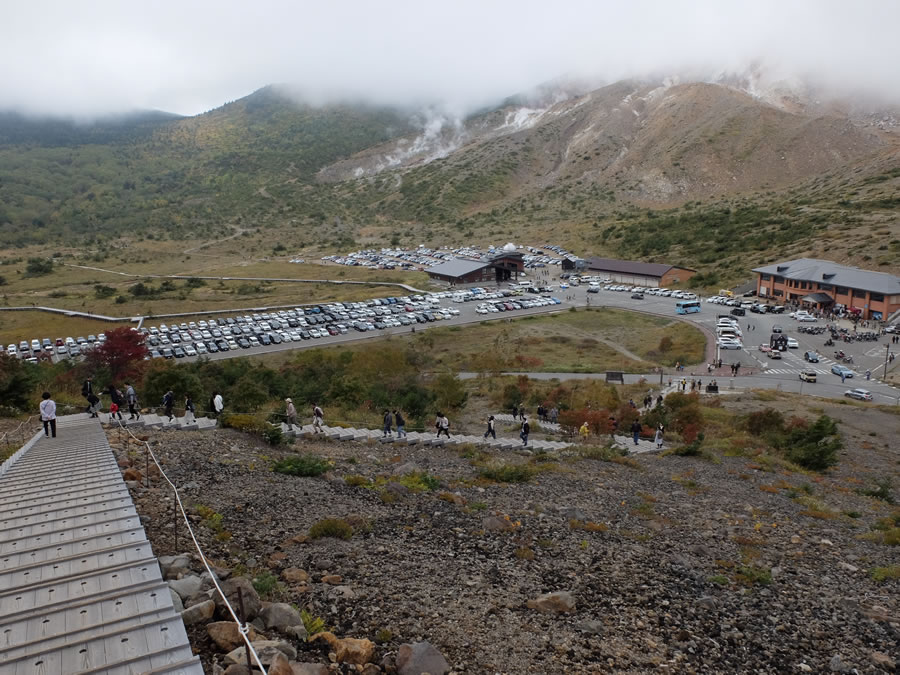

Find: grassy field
251;307;707;373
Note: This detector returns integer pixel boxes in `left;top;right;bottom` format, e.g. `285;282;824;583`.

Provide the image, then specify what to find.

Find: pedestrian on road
162;390;175;421
40;391;57;438
654;424;664;449
630;419;641;446
520;417;530;447
125;382;140;420
382;410;393;437
313;403;325;433
285;398;296;430
865;370;871;381
184;395;195;425
484;415;496;439
394;410;406;437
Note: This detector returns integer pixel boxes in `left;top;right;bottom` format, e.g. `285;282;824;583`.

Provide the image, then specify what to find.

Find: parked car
799;370;817;383
772;325;783;333
844;388;872;401
831;364;854;378
786;337;799;349
797;315;818;322
804;351;819;363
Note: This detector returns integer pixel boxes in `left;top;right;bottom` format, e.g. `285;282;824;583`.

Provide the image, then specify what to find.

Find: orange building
753;258;900;321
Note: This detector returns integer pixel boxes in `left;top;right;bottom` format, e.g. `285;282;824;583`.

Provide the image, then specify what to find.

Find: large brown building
426;253;525;285
584;257;696;287
752;258;900;321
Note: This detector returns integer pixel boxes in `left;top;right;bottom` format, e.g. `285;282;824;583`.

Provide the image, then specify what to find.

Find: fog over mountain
2;0;900;118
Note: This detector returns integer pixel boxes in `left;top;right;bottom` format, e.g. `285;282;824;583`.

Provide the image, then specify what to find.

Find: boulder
259;603;302;632
224;640;297;665
312;632;376;665
215;576;262;621
268;652;293;675
482;515;515;532
396;641;450;675
207;621;259;652
282;567;309;584
223;667;252;675
122;468;143;482
526;591;576;614
871;652;895;670
181;599;216;626
169;575;203;601
169;587;184;613
159;554;192;580
320;574;342;585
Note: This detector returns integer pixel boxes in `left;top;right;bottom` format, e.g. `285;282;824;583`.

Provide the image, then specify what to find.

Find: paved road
27;271;900;403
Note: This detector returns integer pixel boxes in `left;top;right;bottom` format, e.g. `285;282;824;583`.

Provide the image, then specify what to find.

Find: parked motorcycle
834;350;846;359
824;338;834;346
843;355;854;364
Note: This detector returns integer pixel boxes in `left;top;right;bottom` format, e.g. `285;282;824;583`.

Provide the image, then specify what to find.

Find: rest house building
426;252;525;286
752;258;900;321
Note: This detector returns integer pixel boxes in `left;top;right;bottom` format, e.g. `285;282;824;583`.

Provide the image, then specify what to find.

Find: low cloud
2;0;899;117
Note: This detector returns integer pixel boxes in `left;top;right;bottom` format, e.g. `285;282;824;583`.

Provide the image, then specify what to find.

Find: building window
871;293;885;303
835;287;848;296
773;289;783;297
853;289;866;299
773;276;783;284
819;284;832;291
800;281;809;289
760;274;771;281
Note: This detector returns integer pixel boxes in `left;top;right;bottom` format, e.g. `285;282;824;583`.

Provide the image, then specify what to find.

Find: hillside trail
182;225;250;254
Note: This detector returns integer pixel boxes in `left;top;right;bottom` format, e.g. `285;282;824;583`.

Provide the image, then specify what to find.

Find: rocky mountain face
317;77;894;205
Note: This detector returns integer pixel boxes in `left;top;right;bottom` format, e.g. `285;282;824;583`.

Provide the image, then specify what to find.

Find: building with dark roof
584;257;696;287
752;258;900;321
426;252;524;285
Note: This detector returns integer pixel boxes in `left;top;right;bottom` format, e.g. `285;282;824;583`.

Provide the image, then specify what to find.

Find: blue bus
675;300;701;314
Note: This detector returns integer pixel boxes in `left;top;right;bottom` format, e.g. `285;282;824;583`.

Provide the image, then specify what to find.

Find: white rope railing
112;418;268;674
0;414;37;447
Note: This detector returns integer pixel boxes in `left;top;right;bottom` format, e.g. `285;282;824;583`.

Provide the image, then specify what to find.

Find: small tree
85;326;148;383
0;353;36;411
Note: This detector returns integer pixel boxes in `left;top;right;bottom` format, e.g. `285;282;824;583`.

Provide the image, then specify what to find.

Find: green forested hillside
0;87;413;246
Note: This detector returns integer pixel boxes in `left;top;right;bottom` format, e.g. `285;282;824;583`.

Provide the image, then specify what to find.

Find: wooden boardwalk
0;414;202;675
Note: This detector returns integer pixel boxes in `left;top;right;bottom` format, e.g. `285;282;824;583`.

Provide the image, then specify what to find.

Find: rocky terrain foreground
113;397;899;674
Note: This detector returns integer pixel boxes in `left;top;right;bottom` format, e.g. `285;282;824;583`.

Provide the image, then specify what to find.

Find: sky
3;0;900;117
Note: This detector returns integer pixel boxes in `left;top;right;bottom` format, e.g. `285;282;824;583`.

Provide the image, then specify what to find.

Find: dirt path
182;226;250;254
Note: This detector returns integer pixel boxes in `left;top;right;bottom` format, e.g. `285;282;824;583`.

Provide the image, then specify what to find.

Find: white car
717;337;743;350
786;337;799;348
6;344;16;356
184;345;197;357
797;315;818;322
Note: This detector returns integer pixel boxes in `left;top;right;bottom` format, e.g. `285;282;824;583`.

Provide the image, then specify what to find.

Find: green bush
263;426;284;446
252;570;280;597
479;462;534;483
782;415;842;471
309;518;354;540
273;454;331;477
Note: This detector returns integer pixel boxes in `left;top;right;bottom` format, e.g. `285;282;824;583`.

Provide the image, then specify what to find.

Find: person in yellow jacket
579;421;590;440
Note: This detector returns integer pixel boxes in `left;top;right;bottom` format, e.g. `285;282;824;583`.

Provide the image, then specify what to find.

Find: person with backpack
484;415;496;439
125;382;140;420
40;391;57;438
285;398;296;430
313;403;324;433
86;391;100;418
382;410;392;437
394;409;406;438
184;395;196;425
81;376;94;414
162;390;175;421
520;416;530;447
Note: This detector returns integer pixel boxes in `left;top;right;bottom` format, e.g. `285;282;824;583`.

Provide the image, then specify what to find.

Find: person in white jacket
213;392;224;424
40;391;57;438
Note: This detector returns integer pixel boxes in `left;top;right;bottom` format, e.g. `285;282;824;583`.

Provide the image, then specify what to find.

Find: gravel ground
116;394;899;674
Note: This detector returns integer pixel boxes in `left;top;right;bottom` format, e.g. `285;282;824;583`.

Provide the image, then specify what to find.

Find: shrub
479;462;534;483
397;471;440;492
301;609;327;639
252;570;280;597
870;565;900;582
735;565;772;586
857;478;895;504
344;474;370;487
263;427;284;446
309;518;354;540
746;408;784;436
782;415;842;471
273;454;331;477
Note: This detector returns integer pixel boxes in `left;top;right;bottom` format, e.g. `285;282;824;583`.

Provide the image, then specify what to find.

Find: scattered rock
396;641;450;675
320;574;342;584
290;665;329;675
159;554;192;580
820;539;834;547
168;575;203;600
384;481;410;499
260;603;303;632
790;535;802;544
312;632;376;665
282;567;310;584
224;640;297;665
576;619;603;635
392;462;421;476
181;599;215;626
207;621;259;652
871;651;895;670
330;585;356;599
838;562;859;573
223;666;252;675
526;591;576;614
696;596;718;612
830;654;849;672
482;515;515;532
798;664;812;672
562;506;587;521
284;624;309;641
215;577;262;621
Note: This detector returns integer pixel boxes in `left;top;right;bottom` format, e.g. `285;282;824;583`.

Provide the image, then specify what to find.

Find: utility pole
885;343;890;380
